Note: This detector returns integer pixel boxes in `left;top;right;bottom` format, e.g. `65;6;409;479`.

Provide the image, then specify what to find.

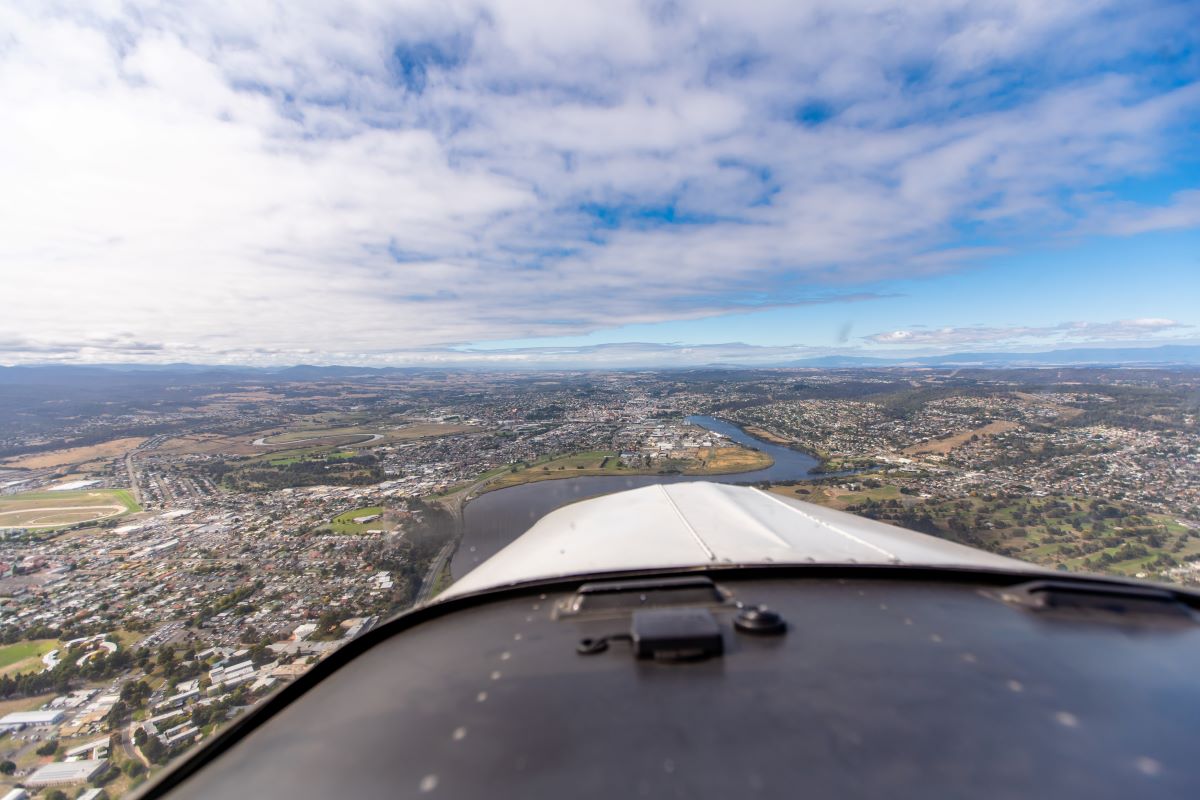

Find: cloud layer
866;318;1191;346
1;1;1198;364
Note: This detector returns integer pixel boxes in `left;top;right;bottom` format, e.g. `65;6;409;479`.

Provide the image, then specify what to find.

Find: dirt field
740;425;793;445
258;426;375;444
688;446;773;473
904;420;1018;455
155;433;261;457
0;436;147;470
386;423;478;441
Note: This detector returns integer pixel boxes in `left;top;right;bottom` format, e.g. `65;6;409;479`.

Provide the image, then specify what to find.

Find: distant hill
1;344;1198;380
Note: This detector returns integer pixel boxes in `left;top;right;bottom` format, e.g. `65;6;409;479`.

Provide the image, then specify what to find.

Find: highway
414;473;497;604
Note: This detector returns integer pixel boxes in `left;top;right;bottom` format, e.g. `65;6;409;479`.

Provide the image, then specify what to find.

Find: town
0;365;1197;797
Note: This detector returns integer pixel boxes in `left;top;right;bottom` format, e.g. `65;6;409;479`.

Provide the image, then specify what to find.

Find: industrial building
23;758;108;787
63;735;112;759
0;709;65;731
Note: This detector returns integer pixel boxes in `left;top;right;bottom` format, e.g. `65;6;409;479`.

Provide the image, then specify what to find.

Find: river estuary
450;416;824;580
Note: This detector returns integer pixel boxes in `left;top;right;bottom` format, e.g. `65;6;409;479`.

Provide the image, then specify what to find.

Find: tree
44;791;67;800
120;679;152;708
140;734;166;764
36;738;59;756
248;642;271;666
124;760;145;778
0;760;14;775
104;699;127;731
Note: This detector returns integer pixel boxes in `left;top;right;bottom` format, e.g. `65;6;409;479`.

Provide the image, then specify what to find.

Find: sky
1;0;1198;367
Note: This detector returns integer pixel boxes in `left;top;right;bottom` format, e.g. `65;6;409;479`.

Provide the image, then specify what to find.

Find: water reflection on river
450;416;823;580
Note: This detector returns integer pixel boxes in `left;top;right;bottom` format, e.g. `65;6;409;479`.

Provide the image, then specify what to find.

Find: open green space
0;488;140;529
474;445;773;494
482;451;628;490
0;639;57;671
211;447;384;492
266;449;355;467
329;506;388;534
771;482;1199;578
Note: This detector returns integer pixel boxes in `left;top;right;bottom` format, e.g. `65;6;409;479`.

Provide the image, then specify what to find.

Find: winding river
450;416;824;579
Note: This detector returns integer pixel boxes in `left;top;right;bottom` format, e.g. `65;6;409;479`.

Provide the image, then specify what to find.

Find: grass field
483;451;625;490
0;640;57;675
328;506;389;534
0;692;56;721
771;482;1200;578
771;482;902;510
0;488;140;529
266;449;355;467
479;446;773;492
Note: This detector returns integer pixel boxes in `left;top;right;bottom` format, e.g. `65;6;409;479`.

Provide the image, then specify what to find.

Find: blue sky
474;229;1200;353
0;1;1198;366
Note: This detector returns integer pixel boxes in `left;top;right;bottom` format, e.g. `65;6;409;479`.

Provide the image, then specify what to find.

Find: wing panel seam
753;488;900;563
658;484;716;561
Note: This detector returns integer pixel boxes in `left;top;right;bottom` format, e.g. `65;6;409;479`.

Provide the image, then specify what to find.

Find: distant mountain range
1;345;1198;383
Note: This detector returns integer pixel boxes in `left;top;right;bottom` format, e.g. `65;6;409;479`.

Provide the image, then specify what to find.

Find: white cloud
866;318;1191;346
0;1;1197;364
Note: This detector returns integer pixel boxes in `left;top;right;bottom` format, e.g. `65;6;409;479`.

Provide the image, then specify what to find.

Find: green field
0;639;57;670
0;488;140;529
773;482;1200;578
266;449;355;467
0;639;58;677
329;506;388;534
482;451;624;490
476;446;772;493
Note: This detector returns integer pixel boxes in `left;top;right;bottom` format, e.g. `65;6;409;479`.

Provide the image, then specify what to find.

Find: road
123;721;150;767
125;452;142;506
414;474;498;604
415;537;457;605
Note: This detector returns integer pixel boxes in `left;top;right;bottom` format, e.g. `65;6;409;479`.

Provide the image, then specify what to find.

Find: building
63;736;111;759
1;788;30;800
24;759;108;787
0;709;64;730
155;686;200;711
291;623;317;641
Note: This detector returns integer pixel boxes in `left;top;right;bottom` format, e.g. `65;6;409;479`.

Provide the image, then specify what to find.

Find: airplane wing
137;484;1200;800
443;482;1033;598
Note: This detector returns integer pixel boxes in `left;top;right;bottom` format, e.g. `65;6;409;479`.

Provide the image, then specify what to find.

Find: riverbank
448;417;826;581
470;446;773;496
723;421;842;472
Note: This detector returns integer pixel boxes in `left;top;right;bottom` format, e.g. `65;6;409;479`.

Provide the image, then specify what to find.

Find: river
450;416;823;580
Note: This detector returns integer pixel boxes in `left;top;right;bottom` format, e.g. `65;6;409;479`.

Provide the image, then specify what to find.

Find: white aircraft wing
442;482;1035;598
